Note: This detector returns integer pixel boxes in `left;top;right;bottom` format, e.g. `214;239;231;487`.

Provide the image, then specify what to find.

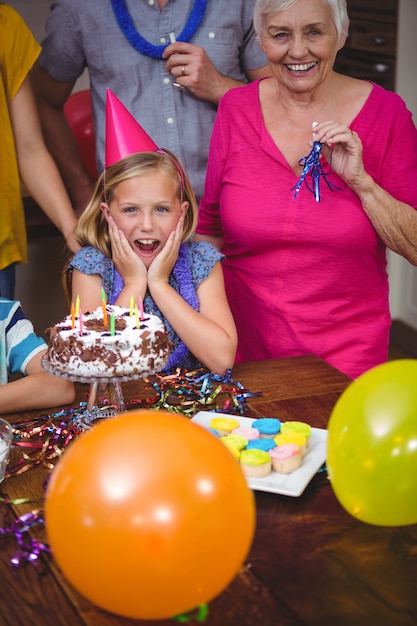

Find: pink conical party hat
105;89;158;168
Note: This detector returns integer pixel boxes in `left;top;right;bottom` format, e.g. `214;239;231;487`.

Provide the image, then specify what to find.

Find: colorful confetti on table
126;367;261;416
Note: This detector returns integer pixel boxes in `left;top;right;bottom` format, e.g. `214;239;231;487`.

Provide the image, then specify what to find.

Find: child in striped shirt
0;298;74;414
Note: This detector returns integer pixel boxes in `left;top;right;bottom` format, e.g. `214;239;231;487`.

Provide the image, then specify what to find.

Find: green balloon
327;359;417;526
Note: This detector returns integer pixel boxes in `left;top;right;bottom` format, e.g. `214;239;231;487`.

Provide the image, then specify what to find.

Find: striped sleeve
4;301;46;375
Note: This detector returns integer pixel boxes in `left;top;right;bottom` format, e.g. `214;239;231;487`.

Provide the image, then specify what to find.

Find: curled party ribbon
0;501;50;567
0;496;38;505
5;370;260;477
292;141;341;201
173;604;209;623
127;368;261;416
7;403;122;477
8;410;77;478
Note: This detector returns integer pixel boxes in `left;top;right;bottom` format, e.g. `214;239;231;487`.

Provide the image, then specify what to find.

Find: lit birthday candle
138;295;144;321
110;312;115;336
130;294;134;316
75;294;80;318
102;302;108;327
71;302;75;329
101;288;108;326
79;309;84;335
135;304;139;329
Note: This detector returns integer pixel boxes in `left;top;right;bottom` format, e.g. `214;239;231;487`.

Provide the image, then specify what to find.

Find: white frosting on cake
46;306;171;379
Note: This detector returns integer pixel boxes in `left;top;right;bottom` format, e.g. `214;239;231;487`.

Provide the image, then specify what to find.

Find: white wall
8;0;89;92
9;0;50;43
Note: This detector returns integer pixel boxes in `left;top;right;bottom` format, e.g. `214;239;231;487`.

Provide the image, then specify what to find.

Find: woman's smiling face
260;0;344;94
102;172;188;267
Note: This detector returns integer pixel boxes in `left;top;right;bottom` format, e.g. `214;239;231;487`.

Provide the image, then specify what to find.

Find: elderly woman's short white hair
254;0;349;45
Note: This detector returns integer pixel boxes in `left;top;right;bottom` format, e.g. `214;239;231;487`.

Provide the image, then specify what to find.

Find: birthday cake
45;305;171;379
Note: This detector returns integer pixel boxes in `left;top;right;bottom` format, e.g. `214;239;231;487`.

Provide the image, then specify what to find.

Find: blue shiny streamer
292;141;341;202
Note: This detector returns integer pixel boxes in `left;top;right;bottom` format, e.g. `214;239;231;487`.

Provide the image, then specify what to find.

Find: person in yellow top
0;3;79;298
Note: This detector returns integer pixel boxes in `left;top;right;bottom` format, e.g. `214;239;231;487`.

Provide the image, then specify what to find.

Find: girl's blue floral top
68;241;224;370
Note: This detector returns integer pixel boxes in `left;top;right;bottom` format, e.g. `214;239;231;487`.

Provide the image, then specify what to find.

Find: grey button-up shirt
39;0;267;202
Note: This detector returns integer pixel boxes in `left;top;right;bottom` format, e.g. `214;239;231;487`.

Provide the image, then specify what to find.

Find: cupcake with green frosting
220;433;248;452
240;449;271;478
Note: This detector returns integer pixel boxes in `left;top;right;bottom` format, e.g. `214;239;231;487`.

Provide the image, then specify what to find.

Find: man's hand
163;41;233;103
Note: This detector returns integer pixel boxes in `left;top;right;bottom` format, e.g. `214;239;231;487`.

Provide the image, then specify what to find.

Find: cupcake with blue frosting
252;417;281;438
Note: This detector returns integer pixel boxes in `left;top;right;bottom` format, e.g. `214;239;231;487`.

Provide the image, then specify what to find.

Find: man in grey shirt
32;0;269;214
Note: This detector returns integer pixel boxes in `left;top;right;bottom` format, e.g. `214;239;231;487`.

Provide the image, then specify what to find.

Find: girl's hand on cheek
148;216;184;285
107;216;147;287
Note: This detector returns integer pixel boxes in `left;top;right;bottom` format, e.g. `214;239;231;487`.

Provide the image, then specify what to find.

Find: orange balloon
45;410;255;620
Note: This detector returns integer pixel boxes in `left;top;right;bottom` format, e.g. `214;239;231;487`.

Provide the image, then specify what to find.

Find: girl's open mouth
135;239;160;254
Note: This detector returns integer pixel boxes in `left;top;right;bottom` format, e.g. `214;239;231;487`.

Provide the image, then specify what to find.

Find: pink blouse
197;80;417;378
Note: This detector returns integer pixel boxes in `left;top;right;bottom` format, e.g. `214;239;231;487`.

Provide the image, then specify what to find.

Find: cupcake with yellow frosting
226;445;241;461
280;421;311;447
274;432;308;457
209;416;240;437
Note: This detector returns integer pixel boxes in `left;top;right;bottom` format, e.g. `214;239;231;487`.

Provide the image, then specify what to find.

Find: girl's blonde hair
74;150;198;257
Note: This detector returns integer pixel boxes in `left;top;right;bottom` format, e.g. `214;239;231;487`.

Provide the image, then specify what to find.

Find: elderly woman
195;0;417;379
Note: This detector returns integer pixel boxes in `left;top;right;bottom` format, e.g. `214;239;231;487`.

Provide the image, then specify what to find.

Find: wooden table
1;356;416;626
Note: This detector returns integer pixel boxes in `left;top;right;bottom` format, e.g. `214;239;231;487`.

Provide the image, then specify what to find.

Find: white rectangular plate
191;412;327;497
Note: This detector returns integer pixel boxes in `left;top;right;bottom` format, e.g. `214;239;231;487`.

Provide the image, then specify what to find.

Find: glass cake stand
42;355;162;431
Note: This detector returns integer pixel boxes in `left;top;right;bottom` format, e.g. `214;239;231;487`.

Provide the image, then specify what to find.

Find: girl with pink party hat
65;91;237;375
